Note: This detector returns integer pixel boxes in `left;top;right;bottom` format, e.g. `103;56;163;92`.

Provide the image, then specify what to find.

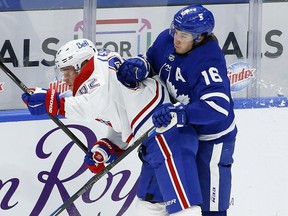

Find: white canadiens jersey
63;50;170;148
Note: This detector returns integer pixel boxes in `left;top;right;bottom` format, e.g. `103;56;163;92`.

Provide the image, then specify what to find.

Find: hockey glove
45;88;61;116
22;88;61;116
22;87;48;115
152;102;188;128
84;138;124;174
117;55;150;88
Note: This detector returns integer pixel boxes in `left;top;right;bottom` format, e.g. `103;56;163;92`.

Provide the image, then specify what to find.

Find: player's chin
175;47;186;55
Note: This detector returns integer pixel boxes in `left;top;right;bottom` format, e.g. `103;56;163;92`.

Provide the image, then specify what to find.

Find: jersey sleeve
63;85;108;121
186;85;232;126
106;127;128;150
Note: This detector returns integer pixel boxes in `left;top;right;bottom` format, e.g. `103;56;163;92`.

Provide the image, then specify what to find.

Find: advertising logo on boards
73;18;152;56
227;61;256;92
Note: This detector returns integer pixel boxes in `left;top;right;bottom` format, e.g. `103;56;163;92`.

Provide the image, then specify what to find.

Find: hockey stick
50;114;179;216
0;61;88;153
50;126;157;216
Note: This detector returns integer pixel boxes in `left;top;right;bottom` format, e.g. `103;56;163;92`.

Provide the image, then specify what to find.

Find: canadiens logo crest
0;82;4;92
95;118;112;127
227;61;256;92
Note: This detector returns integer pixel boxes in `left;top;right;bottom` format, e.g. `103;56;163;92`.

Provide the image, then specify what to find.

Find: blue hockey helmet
170;4;215;43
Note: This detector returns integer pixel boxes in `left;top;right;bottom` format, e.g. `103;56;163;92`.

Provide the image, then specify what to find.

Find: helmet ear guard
170;4;215;43
55;38;97;71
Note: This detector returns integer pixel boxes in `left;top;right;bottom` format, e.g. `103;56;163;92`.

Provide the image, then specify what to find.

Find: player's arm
22;75;108;121
106;127;128;150
22;86;109;122
116;30;169;88
62;90;109;121
185;94;230;125
22;54;111;119
185;65;232;125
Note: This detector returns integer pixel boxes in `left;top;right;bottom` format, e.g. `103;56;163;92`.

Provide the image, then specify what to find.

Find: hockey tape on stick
155;112;179;133
0;61;88;153
50;115;178;216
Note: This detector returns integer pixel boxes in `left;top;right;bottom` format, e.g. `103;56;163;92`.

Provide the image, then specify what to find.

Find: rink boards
0;104;288;216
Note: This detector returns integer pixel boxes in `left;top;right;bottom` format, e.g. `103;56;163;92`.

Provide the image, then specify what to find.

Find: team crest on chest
166;80;190;105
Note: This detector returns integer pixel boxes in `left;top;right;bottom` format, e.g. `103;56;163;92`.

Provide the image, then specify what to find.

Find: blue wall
1;96;287;122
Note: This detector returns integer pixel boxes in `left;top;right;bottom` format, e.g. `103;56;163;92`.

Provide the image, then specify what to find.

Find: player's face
61;66;78;90
173;29;194;54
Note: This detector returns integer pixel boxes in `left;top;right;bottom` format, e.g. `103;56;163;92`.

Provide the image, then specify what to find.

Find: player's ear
198;35;205;43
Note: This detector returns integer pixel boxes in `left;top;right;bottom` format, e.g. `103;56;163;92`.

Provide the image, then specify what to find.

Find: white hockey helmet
55;38;97;71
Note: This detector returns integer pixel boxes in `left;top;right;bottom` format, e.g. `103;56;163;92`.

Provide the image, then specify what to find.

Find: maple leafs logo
166;80;190;105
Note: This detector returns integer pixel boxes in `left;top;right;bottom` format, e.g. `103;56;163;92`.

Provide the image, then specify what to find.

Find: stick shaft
0;61;88;152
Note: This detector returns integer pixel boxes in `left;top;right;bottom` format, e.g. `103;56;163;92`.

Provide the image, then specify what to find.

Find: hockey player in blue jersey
117;4;237;216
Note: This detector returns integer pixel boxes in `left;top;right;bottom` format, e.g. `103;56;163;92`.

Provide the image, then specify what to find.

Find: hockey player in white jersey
22;38;203;216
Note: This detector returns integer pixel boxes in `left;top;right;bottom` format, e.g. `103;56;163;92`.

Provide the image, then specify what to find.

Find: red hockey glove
84;154;105;174
84;138;124;174
45;88;61;116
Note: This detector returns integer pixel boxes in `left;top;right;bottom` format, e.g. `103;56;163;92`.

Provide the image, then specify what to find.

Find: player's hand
45;88;61;116
152;102;188;128
22;87;48;115
22;88;61;116
84;138;124;174
117;55;150;88
84;152;105;174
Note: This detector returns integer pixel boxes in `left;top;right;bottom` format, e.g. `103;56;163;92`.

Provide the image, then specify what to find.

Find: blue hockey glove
22;88;61;116
22;87;47;115
117;55;150;88
84;138;124;174
152;102;188;128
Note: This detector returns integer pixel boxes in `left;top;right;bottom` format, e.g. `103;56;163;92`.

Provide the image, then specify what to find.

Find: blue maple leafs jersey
146;29;237;142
